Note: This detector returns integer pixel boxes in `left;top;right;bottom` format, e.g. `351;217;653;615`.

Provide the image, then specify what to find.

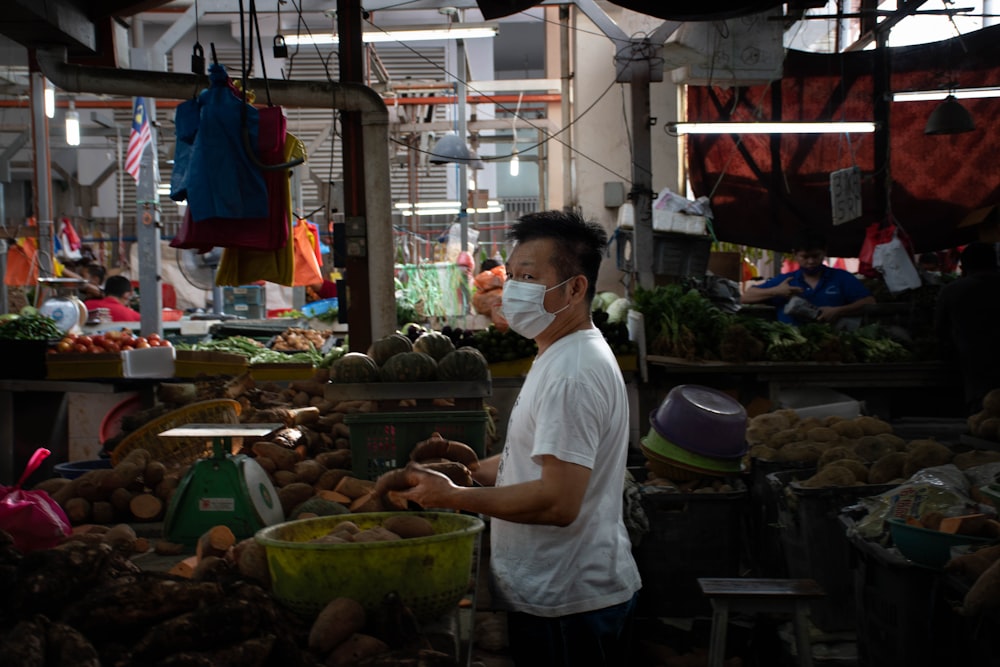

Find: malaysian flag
125;97;151;182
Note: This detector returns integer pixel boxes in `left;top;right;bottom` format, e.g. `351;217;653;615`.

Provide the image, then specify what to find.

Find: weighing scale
37;277;89;334
160;423;286;545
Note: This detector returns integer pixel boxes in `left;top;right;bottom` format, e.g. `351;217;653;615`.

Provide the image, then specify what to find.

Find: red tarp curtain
686;25;1000;257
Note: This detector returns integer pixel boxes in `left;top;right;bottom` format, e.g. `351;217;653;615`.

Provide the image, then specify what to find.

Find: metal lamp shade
429;133;472;164
924;95;975;135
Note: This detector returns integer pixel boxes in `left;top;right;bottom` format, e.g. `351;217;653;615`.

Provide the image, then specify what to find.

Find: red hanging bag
0;449;71;552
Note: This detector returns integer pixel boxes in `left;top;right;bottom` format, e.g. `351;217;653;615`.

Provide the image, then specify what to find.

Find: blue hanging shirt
184;63;269;222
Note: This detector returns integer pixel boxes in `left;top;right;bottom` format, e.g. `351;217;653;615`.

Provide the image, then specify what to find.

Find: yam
168;555;199;578
805;426;839;444
770;428;802;448
977;418;1000;440
968;411;989;437
315;449;352;470
32;476;72;496
749;444;777;461
875;432;907;451
117;447;152;470
192;555;230;581
855;416;893;436
316;468;353;491
868;451;907;485
277;482;316;514
326;633;390;667
231;538;271;585
800;465;856;488
853;437;896;463
353;526;403;542
961;557;1000;616
316;489;353;505
825;458;869;484
144;460;167;488
903;440;954;477
335;476;377;500
109;487;134;515
290;497;350;519
382;515;435;539
293;459;326;485
309;597;367;654
349;493;386;513
155;540;186;556
983;389;1000;415
945;543;1000;580
64;497;92;524
817;445;861;468
953;450;1000;470
91;500;115;525
273;470;299;487
422;461;474;487
104;523;137;550
129;493;163;521
196;525;237;561
774;443;823;463
252;441;301;472
155;474;182;502
830;420;864;439
255;455;277;475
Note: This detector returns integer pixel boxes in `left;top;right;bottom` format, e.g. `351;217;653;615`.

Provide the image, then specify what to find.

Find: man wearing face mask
741;230;875;325
384;210;641;667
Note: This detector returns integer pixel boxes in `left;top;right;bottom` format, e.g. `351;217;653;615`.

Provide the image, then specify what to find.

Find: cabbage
606;297;633;324
592;291;620;312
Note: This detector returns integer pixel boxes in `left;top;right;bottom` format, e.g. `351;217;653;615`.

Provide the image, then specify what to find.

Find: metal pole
629;54;654;288
560;6;573;209
457;38;469;255
28;66;54;280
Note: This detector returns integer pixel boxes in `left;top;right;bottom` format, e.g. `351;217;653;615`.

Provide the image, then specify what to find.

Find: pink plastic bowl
650;384;748;459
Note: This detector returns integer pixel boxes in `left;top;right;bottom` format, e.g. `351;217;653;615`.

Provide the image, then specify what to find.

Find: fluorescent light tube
44;80;55;119
892;87;1000;102
65;104;80;146
285;23;498;46
510;151;519;176
668;121;876;135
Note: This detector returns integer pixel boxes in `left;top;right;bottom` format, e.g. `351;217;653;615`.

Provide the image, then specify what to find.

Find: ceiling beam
845;0;930;52
1;0;97;52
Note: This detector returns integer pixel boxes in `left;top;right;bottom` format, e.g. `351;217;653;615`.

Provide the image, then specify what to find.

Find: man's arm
816;295;875;323
741;277;802;304
396;455;591;527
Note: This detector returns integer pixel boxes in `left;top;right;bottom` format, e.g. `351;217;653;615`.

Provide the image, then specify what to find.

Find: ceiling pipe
34;47;397;340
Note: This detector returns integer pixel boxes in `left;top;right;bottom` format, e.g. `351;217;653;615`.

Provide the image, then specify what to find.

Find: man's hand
772;277;804;299
816;305;841;322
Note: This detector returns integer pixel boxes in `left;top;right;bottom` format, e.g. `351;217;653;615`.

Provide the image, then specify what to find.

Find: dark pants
506;591;639;667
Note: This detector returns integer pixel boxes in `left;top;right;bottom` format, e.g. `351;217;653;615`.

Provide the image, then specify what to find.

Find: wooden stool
698;577;825;667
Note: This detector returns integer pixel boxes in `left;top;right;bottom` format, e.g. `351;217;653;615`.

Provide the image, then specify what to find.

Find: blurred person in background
934;242;1000;415
85;275;141;321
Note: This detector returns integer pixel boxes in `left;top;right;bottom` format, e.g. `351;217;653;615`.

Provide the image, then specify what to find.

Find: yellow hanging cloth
216;132;306;286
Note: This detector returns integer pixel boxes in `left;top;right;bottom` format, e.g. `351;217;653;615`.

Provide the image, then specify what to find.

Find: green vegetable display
634;283;918;364
0;313;63;341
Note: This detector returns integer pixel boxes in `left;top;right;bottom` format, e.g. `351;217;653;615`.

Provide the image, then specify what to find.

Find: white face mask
500;277;572;339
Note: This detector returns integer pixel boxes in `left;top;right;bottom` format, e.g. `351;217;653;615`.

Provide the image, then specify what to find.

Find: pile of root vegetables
47;370;497;526
0;526;458;666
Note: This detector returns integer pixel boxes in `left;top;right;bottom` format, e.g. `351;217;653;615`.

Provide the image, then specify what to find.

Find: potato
853;437;896;463
903;440;954;477
817;445;860;468
825;458;869;484
830;420;864;439
749;444;777;461
352;526;402;542
309;597;367;654
800;465;855;488
774;443;822;463
855;416;893;436
805;426;839;444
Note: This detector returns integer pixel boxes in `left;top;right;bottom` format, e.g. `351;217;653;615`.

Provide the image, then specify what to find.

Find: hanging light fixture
429;132;473;164
44;79;55;119
924;94;975;135
65;100;80;146
509;148;520;176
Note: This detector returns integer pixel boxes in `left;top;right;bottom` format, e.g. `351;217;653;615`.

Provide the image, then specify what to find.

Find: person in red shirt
85;275;141;321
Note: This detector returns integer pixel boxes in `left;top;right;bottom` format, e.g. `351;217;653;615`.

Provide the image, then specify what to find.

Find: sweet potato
373;469;414;497
326;633;390;666
335;476;376;500
961;557;1000;616
196;525;237;561
252;441;301;472
309;597;367;654
277;482;316;514
410;432;480;470
315;449;352;470
945;543;1000;579
382;515;435;539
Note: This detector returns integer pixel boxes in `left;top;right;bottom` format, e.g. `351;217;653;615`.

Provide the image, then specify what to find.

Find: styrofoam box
617;203;710;237
122;346;176;378
776;386;862;419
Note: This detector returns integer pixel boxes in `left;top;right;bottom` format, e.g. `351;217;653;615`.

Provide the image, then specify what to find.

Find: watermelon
412;331;456;361
437;347;489;382
329;352;380;383
380;351;438;382
367;333;413;366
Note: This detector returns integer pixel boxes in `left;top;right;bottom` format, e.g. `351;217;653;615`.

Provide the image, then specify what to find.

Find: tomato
89;346;104;354
147;339;160;347
77;335;93;346
47;348;57;355
147;333;161;343
134;340;150;349
106;330;122;340
73;343;88;353
56;340;73;353
92;334;106;347
160;339;172;347
121;344;134;351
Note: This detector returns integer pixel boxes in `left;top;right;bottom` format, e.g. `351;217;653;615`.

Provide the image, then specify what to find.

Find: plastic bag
873;234;922;294
0;448;71;552
858;222;896;278
292;218;323;286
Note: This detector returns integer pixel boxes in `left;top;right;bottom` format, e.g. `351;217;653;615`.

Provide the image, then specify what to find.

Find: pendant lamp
429;133;472;164
924;95;975;135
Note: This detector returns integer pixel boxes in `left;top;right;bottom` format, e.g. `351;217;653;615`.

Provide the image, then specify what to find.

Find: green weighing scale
161;423;286;545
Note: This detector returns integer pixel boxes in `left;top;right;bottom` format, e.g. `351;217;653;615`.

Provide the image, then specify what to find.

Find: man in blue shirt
742;232;875;325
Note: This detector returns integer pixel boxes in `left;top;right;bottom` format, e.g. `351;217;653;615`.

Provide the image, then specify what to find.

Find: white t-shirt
489;327;642;617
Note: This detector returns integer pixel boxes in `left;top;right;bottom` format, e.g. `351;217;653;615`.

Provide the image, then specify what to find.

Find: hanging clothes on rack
215;132;306;286
183;63;269;222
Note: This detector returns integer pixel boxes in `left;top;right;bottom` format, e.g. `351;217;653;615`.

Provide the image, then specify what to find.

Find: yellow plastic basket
110;399;242;466
255;511;485;620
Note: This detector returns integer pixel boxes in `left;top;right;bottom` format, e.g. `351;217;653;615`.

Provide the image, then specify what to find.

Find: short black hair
104;275;133;298
960;242;999;274
480;258;501;272
507;210;607;300
791;229;827;253
86;264;107;283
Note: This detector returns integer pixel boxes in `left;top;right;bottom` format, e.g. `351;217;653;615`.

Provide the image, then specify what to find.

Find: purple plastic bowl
650;384;748;459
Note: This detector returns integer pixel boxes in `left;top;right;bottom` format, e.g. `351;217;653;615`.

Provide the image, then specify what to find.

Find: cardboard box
652;208;709;236
122;347;176;378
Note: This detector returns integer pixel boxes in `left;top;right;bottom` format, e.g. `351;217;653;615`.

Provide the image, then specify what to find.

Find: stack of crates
222;285;266;319
632;473;748;618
